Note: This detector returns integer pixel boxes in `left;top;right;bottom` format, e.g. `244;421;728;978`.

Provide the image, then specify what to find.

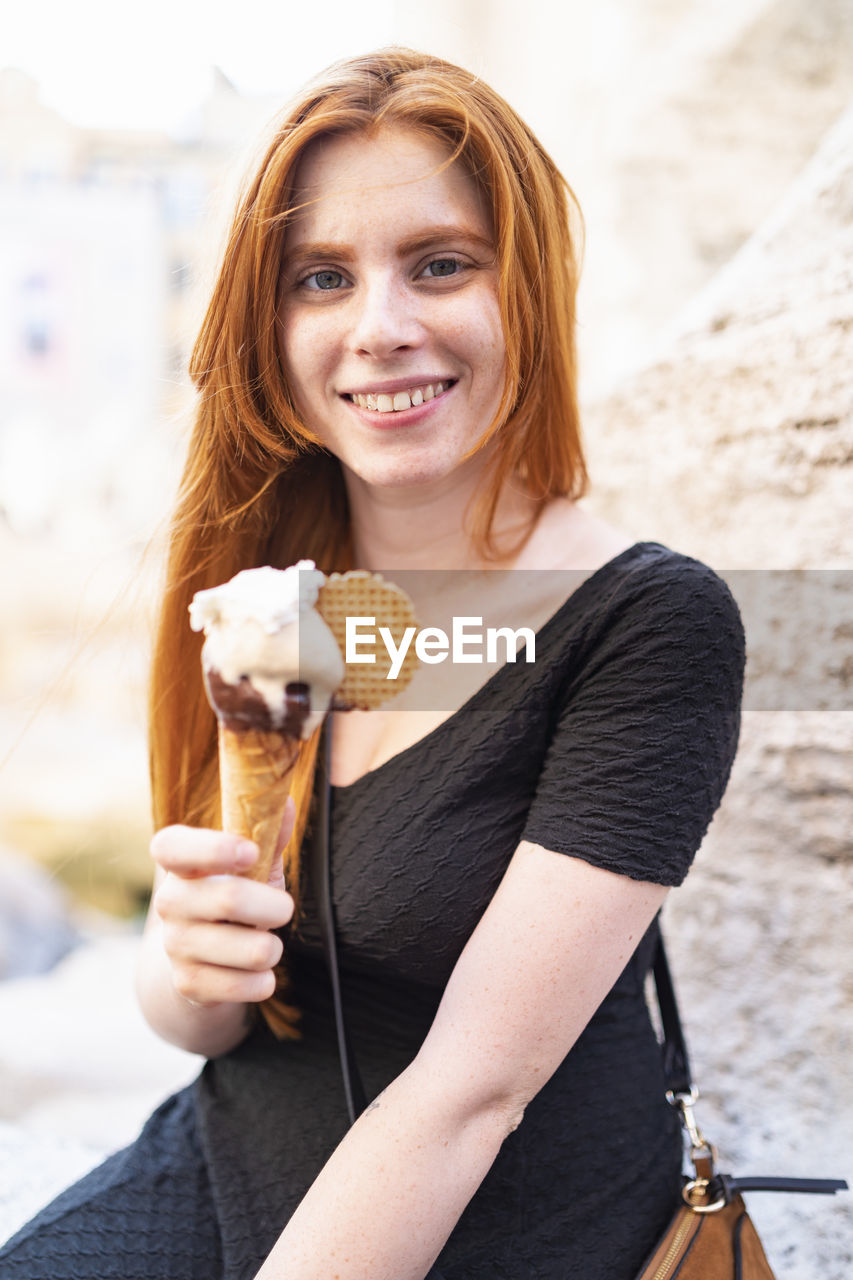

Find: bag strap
312;726;367;1123
310;732;451;1277
651;929;693;1098
648;927;847;1205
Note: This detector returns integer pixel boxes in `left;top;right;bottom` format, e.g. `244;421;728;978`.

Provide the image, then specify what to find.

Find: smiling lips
347;380;454;414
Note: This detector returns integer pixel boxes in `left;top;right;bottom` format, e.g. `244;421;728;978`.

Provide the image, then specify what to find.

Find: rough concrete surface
583;100;853;569
660;716;853;1277
582;100;853;1279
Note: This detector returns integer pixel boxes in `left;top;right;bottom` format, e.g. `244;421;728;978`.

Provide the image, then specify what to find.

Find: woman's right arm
135;814;295;1058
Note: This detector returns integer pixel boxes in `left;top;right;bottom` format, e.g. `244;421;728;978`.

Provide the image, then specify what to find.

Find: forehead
286;125;491;243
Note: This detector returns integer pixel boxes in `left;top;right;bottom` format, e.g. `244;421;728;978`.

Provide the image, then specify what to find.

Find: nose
349;274;423;359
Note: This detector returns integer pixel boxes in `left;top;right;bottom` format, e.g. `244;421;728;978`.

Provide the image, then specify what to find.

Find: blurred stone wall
400;0;853;394
582;104;853;1273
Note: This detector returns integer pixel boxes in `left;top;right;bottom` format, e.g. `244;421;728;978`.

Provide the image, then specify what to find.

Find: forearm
135;916;254;1058
256;1058;520;1280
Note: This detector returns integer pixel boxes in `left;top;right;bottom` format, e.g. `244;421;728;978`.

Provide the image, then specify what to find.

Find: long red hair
149;48;587;1035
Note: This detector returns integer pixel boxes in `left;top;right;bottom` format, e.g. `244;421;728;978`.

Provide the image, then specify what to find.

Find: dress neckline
330;541;661;793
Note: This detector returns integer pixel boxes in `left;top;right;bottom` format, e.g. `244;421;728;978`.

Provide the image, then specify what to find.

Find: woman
0;49;745;1279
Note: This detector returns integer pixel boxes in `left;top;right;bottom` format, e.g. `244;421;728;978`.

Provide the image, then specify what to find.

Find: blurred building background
0;62;289;908
0;0;851;1270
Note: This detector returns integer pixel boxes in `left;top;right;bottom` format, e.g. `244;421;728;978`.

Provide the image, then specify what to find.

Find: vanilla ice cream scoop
189;561;345;740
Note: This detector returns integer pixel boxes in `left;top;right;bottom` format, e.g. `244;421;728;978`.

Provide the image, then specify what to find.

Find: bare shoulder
515;499;637;572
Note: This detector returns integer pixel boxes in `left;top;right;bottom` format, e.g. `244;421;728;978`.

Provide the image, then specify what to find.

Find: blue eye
423;258;461;278
303;270;346;291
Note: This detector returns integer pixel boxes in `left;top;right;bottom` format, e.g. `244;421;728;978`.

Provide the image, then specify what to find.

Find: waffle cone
218;723;301;882
317;571;419;709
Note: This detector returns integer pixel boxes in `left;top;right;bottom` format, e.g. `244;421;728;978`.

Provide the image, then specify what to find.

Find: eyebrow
282;223;494;266
399;224;494;255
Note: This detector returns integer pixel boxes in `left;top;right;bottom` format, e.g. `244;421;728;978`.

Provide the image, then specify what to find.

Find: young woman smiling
0;49;744;1280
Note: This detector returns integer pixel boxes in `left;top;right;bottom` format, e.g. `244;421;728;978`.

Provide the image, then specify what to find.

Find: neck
343;457;540;572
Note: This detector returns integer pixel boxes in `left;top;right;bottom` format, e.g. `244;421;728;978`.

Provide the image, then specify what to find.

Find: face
277;126;506;492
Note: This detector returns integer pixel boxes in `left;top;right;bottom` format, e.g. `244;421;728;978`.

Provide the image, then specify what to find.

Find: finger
172;961;278;1008
154;873;295;932
163;921;284;973
266;797;297;890
276;795;297;855
151;824;259;879
267;857;286;892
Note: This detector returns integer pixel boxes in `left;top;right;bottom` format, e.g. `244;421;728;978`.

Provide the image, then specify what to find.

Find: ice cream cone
218;724;301;882
192;563;419;887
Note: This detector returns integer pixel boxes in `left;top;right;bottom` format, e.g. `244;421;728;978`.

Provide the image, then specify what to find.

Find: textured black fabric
0;1090;222;1280
0;542;745;1280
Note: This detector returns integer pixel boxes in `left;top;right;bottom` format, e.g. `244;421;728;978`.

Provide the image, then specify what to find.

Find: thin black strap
311;750;450;1277
718;1174;848;1198
651;929;693;1097
651;932;847;1198
312;726;368;1124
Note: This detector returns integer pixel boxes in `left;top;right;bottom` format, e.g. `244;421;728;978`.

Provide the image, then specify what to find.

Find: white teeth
351;381;450;412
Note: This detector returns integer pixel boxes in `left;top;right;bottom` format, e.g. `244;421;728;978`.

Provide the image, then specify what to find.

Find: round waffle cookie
316;570;419;709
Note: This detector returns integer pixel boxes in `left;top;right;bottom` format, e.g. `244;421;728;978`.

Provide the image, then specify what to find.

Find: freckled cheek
278;319;340;406
449;294;504;360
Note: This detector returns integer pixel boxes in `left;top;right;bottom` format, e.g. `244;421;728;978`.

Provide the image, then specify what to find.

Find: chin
346;453;468;491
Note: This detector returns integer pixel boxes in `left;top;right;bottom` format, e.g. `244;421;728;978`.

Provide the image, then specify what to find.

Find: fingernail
235;841;258;866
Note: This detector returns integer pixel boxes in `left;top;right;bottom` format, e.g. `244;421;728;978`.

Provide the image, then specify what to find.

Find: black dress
0;543;745;1280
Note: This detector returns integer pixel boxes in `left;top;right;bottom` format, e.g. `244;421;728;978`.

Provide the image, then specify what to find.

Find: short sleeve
521;555;745;885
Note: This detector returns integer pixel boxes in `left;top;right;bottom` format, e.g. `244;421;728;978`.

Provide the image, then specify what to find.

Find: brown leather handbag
636;1184;773;1279
633;939;847;1278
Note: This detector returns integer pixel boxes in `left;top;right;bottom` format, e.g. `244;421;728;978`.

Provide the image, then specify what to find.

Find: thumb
267;795;296;891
